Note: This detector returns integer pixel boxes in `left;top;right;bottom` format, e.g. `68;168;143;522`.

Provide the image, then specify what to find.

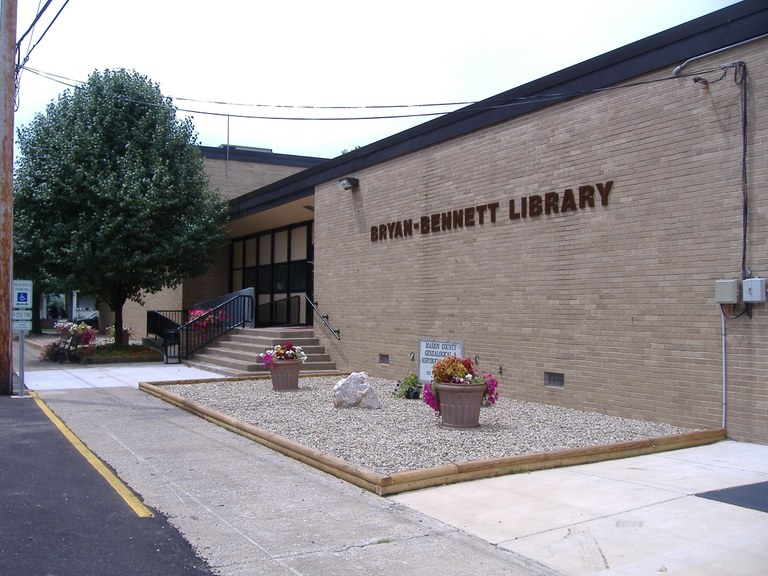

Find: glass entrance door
230;222;313;326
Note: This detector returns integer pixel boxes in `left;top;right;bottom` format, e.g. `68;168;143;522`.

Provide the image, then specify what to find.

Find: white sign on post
12;280;33;309
418;338;464;383
11;280;33;398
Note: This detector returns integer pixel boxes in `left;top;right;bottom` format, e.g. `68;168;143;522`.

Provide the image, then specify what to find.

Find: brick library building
127;2;767;444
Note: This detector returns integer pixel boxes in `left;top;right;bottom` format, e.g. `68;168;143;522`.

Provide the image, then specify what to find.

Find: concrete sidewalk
392;442;768;575
11;346;768;575
14;361;558;575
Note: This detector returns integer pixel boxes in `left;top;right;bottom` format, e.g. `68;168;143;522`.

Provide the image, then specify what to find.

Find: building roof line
230;0;767;221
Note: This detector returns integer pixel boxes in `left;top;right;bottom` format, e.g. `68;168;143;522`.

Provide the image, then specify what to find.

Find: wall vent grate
545;372;565;389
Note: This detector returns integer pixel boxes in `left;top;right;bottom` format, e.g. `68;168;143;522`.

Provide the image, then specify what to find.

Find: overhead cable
19;63;733;122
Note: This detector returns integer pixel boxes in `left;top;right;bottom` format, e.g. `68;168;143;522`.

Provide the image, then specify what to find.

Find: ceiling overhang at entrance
227;196;314;239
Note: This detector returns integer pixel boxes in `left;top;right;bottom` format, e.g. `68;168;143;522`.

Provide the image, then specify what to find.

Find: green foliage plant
394;373;422;399
14;69;229;345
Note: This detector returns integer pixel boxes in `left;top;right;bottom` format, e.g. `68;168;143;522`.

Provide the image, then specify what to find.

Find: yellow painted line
29;391;154;518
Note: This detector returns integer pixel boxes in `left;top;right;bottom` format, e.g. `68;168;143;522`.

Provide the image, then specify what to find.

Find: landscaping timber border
140;381;727;496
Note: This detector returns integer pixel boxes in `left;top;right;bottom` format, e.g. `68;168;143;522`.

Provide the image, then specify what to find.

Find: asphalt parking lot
4;338;768;575
0;393;214;576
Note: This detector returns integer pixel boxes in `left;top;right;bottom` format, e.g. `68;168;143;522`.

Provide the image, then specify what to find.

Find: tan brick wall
313;39;768;443
181;245;230;309
204;157;309;200
121;245;229;339
121;153;299;337
124;286;182;339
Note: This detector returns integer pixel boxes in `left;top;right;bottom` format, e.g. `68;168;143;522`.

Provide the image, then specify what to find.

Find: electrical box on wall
743;278;766;303
715;279;740;304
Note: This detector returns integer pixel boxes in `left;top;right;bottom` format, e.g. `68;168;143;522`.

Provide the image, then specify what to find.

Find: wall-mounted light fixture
339;177;359;191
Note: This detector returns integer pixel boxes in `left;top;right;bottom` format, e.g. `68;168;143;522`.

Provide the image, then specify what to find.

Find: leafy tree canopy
14;68;229;343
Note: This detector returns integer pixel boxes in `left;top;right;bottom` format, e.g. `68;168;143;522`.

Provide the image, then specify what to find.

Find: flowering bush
422;355;499;414
40;321;98;360
260;341;308;369
188;308;210;321
54;321;97;345
188;307;227;332
107;324;133;339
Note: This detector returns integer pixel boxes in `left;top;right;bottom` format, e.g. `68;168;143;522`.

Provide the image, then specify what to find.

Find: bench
53;333;82;363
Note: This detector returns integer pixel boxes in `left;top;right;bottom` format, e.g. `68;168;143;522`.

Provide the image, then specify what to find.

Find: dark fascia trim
200;145;328;168
230;0;767;219
229;185;315;221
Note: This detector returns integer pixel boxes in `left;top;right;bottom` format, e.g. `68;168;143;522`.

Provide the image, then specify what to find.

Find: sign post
11;279;32;397
418;338;464;383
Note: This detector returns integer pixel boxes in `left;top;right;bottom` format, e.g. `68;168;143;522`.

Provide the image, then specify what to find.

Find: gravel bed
162;376;698;476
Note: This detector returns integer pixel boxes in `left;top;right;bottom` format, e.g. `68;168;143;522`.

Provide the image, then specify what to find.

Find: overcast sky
14;0;740;159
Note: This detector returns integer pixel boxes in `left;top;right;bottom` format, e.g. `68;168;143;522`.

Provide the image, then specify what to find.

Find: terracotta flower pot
270;359;302;390
435;381;487;428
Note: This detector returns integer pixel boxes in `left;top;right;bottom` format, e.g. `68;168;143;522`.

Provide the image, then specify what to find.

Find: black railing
306;296;340;340
192;288;255;326
157;294;254;363
147;309;187;340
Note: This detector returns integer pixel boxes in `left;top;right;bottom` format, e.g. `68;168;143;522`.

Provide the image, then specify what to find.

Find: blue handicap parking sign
12;280;33;309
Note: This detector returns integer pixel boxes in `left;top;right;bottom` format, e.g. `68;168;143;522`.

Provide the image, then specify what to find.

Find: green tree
14;69;229;345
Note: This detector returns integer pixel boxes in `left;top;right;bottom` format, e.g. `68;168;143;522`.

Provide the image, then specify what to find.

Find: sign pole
11;280;33;397
17;329;24;397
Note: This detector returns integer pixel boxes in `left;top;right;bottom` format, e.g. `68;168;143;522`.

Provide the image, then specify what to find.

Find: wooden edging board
139;381;727;497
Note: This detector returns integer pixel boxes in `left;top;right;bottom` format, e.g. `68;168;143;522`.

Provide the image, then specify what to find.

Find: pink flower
422;381;441;413
422;357;499;413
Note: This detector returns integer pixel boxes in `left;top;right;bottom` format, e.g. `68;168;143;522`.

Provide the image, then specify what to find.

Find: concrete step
190;353;259;371
216;340;326;356
183;357;343;378
220;332;320;349
186;327;337;375
229;327;317;341
181;360;249;378
205;344;331;363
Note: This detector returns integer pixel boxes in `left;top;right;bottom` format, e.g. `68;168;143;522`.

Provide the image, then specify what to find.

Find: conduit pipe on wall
672;33;768;76
720;307;727;430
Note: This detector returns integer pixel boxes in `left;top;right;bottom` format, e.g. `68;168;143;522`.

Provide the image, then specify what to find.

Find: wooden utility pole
0;0;18;396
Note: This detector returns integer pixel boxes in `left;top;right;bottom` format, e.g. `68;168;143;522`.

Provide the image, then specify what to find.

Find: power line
15;0;69;73
174;96;477;111
15;0;71;110
15;0;53;52
21;66;471;114
18;63;732;122
20;65;78;87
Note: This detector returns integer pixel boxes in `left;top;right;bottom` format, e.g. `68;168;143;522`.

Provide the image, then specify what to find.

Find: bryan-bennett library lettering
370;180;613;242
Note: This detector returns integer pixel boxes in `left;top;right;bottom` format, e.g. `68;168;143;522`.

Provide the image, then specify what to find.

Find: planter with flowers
422;355;499;428
107;324;134;342
260;342;308;390
41;321;98;362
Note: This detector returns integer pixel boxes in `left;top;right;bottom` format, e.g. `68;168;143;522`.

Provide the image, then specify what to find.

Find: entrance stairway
182;327;341;377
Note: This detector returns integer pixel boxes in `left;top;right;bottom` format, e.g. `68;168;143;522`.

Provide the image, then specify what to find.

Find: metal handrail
147;309;186;339
305;296;340;340
162;294;254;363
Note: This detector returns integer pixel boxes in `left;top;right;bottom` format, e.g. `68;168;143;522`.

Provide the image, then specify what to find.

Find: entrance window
230;221;313;326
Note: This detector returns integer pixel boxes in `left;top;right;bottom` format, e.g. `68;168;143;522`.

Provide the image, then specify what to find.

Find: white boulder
333;372;382;409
